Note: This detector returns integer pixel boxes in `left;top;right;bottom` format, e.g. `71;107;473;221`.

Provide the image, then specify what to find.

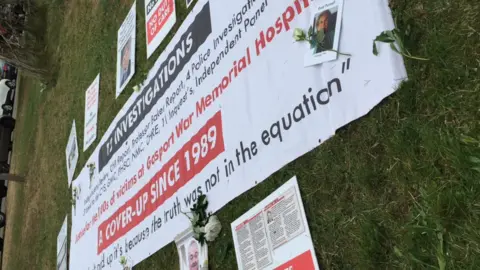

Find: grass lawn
2;0;479;269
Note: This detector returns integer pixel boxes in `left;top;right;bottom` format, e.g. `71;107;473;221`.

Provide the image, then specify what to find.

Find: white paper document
57;217;68;270
83;75;100;151
116;2;137;97
231;176;320;270
65;120;78;186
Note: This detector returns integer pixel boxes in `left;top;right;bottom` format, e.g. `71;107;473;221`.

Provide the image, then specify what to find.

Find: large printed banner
70;0;406;269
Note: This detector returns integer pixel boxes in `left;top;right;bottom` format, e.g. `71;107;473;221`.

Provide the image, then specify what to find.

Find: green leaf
460;135;478;145
374;31;395;43
203;201;209;211
469;156;480;163
393;247;404;258
373;42;379;56
373;30;396;56
436;230;446;270
198;195;206;205
307;26;313;38
392;29;408;54
389;43;402;55
386;30;396;40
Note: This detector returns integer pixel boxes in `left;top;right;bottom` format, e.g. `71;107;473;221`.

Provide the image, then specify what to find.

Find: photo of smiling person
312;7;338;54
188;240;199;270
303;0;344;67
120;38;132;87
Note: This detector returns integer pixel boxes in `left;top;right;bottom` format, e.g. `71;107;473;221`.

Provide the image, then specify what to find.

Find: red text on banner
97;111;224;254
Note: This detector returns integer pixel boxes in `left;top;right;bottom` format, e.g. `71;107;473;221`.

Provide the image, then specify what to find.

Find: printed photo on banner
65;120;78;186
145;0;177;58
116;1;136;97
231;177;320;270
175;229;208;270
304;0;344;67
83;74;99;151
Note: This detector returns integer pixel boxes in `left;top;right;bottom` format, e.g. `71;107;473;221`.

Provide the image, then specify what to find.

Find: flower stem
327;49;351;56
402;53;429;61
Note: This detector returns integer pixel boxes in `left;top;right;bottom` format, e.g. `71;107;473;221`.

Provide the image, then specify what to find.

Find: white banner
70;0;406;269
145;0;177;58
84;75;100;151
66;120;78;186
116;2;137;98
57;216;68;270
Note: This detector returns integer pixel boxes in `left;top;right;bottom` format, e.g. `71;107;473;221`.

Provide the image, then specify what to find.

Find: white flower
293;28;306;41
204;215;222;242
133;85;141;92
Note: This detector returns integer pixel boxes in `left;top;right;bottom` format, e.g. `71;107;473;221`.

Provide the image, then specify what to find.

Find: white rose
293;28;306;41
204;215;222;242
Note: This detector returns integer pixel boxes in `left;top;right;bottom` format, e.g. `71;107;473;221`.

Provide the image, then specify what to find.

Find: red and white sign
231;177;320;270
145;0;176;58
83;74;99;151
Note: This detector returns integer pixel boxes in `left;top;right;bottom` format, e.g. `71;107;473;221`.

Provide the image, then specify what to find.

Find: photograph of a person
120;38;132;87
311;7;338;54
175;228;208;270
267;211;274;224
188;240;199;270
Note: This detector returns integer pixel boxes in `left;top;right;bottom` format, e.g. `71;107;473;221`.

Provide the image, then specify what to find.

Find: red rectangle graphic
147;0;174;44
274;250;316;270
97;111;224;254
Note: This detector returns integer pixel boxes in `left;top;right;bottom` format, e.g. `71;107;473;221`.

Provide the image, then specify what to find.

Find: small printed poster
175;228;209;270
145;0;177;58
304;0;344;67
57;216;68;270
83;74;99;151
116;1;137;97
231;176;320;270
65;120;78;186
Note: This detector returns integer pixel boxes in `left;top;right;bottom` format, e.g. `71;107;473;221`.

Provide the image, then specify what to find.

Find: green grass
3;0;480;269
